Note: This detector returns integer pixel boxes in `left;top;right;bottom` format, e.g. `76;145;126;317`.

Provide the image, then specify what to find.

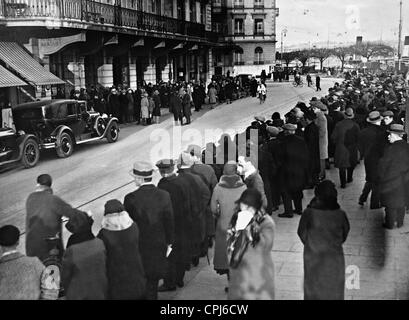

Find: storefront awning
0;65;28;88
0;42;65;86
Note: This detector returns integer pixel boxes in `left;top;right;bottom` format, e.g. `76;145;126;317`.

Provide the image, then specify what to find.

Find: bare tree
311;48;333;71
295;49;311;69
334;46;354;72
282;51;298;67
355;42;394;60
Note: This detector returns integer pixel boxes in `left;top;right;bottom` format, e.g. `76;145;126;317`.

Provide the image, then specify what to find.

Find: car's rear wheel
56;132;74;158
21;138;40;168
106;121;119;143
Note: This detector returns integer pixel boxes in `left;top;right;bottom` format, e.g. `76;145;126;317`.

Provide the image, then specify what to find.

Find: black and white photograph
1;0;409;306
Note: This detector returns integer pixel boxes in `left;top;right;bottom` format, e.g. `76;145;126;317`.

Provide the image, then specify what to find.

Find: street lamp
281;28;287;65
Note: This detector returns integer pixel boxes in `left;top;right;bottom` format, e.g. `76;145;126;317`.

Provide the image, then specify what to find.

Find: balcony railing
0;0;207;40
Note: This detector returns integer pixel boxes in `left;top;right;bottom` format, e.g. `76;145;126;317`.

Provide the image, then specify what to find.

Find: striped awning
0;64;28;88
0;42;65;86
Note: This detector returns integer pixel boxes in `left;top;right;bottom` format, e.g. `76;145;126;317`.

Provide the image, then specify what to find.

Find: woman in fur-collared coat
211;162;247;276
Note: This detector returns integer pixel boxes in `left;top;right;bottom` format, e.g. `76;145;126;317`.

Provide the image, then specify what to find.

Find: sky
276;0;408;49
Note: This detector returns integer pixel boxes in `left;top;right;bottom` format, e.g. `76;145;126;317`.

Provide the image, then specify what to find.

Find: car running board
75;136;105;145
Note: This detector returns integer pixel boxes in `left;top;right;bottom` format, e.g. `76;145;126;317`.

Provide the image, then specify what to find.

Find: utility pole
281;28;287;65
398;0;403;72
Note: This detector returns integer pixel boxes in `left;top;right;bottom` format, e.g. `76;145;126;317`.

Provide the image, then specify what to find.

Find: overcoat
304;122;321;177
228;215;275;300
124;185;174;280
314;111;328;159
331;118;360;169
298;200;349;300
97;212;146;299
278;134;309;192
210;175;246;272
158;175;192;268
25;187;82;261
378;140;409;208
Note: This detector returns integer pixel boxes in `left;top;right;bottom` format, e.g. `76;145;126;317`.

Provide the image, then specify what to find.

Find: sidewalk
159;162;409;300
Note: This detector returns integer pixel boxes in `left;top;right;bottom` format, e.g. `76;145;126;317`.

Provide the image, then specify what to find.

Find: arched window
255;47;263;64
234;47;244;65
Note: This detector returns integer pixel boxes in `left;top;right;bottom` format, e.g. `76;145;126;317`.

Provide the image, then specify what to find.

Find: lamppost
281;28;287;65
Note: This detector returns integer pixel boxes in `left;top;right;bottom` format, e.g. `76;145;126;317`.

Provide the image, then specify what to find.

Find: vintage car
11;99;119;160
0;128;40;168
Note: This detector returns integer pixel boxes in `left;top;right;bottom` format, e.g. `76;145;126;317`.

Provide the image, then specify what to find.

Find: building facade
212;0;279;77
0;0;218;104
0;0;278;108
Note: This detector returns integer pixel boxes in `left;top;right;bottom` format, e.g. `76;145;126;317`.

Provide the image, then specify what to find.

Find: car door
64;102;84;141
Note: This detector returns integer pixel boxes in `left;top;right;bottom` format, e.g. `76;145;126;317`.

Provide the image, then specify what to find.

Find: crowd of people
63;77;252;127
1;70;409;301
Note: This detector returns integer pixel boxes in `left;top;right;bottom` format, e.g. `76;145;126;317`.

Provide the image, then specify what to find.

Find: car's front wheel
21;138;40;168
106;121;119;143
56;132;74;158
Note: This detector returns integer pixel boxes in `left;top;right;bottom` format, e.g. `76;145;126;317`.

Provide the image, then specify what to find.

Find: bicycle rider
295;72;301;86
257;81;267;102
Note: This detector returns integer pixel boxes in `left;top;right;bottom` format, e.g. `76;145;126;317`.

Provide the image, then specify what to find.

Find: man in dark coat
304;111;321;187
358;111;387;208
176;152;211;267
181;90;192;125
169;90;183;126
123;162;174;300
107;88;120;119
192;83;202;111
25;174;84;262
156;159;191;291
134;87;142;124
224;80;235;104
187;145;218;253
278;124;309;218
316;75;321;91
265;126;283;211
331;108;360;188
378;124;409;229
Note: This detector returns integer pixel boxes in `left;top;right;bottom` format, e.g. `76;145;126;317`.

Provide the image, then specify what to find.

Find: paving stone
276;290;303;300
278;262;303;277
275;276;303;292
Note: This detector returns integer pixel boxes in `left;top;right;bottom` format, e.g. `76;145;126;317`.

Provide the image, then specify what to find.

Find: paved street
4;77;409;300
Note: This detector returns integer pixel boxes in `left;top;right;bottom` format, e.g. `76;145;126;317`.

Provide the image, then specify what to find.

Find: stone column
129;52;137;89
185;0;190;21
196;1;200;23
144;55;156;84
67;51;85;90
173;0;177;18
97;51;113;88
206;48;214;89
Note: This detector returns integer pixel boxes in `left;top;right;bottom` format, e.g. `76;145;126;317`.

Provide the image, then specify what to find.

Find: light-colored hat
254;115;266;122
266;126;280;137
283;123;297;131
186;144;202;158
366;111;383;123
388;124;405;135
130;161;154;178
178;152;195;168
344;108;354;119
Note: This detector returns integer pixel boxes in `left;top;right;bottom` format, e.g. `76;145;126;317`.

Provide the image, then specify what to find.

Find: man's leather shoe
278;213;294;218
158;285;176;292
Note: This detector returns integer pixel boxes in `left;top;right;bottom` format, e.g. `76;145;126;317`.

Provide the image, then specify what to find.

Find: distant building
212;0;279;77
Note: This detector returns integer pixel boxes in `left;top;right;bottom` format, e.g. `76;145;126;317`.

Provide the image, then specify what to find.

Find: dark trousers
359;181;382;209
282;189;303;214
261;174;274;213
385;207;405;228
163;249;185;288
145;277;159;300
339;167;355;187
270;175;282;207
173;111;183;122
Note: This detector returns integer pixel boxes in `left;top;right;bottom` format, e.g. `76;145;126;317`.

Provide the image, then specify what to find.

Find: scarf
101;211;134;231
